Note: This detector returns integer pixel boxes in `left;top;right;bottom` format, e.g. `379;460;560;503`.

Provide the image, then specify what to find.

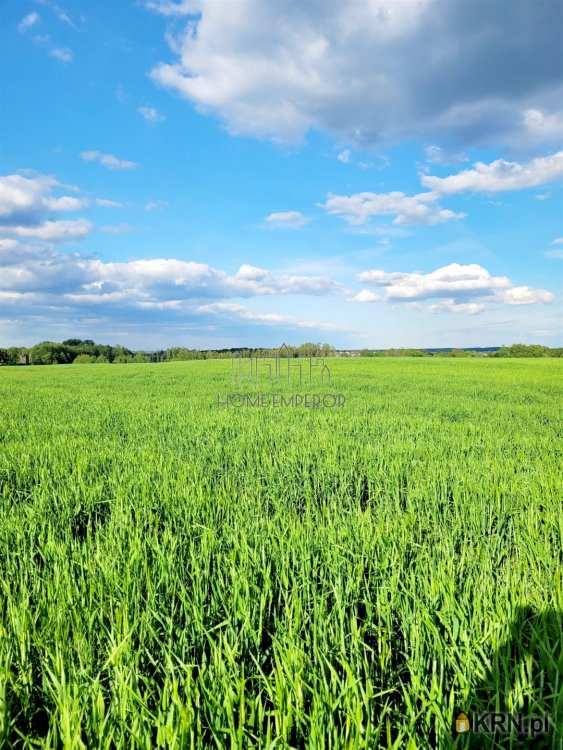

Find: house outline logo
231;342;332;385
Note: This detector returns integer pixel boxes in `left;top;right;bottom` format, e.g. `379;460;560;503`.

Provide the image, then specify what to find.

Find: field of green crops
0;358;561;749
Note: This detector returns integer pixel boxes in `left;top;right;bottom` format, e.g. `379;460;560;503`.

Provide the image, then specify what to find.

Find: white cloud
0;247;342;301
231;264;343;295
147;0;563;148
99;223;134;235
523;109;563;140
0;244;347;338
235;264;268;282
36;0;77;28
196;302;343;331
0;174;43;217
96;198;123;208
0;238;18;252
336;150;389;171
18;9;77;64
552;238;563;245
80;151;139;170
0;219;92;241
350;289;379;303
424;145;468;165
18;12;40;33
359;264;511;299
422;150;563;195
355;262;553;312
144;0;191;16
427;299;485;315
0;174;80;219
145;199;168;211
44;195;86;211
322;191;465;226
138;106;165;123
0;173;93;245
343;224;412;238
265;210;310;229
499;286;554;305
325;148;563;227
49;47;73;63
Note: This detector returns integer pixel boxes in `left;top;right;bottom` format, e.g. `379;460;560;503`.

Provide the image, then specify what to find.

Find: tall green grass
0;358;561;748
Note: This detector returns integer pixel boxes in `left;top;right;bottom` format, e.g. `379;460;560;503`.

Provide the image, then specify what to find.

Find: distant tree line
491;344;563;358
357;348;479;357
0;340;336;366
357;344;563;358
1;340;561;366
358;348;431;357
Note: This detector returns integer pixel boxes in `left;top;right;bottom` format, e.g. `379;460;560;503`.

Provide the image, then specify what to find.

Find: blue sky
1;0;562;349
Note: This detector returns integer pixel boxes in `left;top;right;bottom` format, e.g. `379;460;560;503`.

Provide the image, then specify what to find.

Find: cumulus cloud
196;302;344;331
229;265;342;295
328;149;563;226
0;173;92;244
354;263;553;312
80;151;139;170
0;243;350;339
265;211;310;229
147;0;563;147
95;198;123;208
138;106;165;123
234;264;268;282
49;47;73;63
18;7;76;62
0;219;92;241
322;191;465;226
144;0;191;16
498;287;554;305
18;12;40;33
424;145;468;165
523;109;563;140
36;0;77;28
0;246;342;305
422;150;563;194
0;238;19;253
145;199;169;211
100;223;134;235
0;174;85;221
44;195;86;211
359;264;511;299
426;300;486;315
350;289;380;303
336;149;389;171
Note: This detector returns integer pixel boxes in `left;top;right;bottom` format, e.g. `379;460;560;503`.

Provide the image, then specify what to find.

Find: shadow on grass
456;606;562;749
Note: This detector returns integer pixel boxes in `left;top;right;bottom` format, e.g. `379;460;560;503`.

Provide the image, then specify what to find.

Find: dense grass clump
0;358;561;748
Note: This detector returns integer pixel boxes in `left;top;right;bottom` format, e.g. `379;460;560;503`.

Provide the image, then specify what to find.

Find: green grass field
0;358;561;749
